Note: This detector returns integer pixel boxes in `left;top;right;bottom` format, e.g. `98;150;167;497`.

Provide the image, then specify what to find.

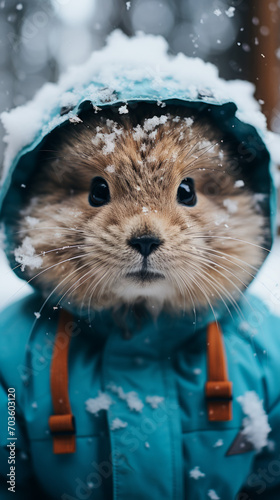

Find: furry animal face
15;105;265;316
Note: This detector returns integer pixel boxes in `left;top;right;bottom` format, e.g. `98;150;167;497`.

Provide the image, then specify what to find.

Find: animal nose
128;235;162;257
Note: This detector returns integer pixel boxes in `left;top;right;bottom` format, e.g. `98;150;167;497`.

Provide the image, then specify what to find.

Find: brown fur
15;105;265;316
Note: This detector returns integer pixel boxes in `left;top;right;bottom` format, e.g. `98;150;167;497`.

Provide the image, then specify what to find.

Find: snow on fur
223;198;238;214
237;391;271;452
1;29;278;187
14;237;43;271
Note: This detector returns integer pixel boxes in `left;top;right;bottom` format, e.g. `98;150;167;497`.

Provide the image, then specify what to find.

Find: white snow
184;117;194;127
25;216;39;227
234;180;245;188
85;391;113;415
14;237;43;272
110;418;128;430
102;132;118;155
126;392;144;412
34;312;41;319
133;125;146;141
143;115;168;132
107;383;144;412
126;1;131;10
118;104;129;114
145;395;164;409
213;439;224;448
92;125;123;155
199;139;213;150
208;490;220;500
68;115;83;124
1;29;279;185
249;239;280;317
189;466;205;480
149;130;158;140
213;9;222;17
104;164;115;173
142;207;149;214
225;7;235;18
237;391;271;452
193;368;202;375
223;198;238;214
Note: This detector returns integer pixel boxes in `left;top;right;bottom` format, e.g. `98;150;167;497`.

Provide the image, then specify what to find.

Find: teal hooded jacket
0;32;280;500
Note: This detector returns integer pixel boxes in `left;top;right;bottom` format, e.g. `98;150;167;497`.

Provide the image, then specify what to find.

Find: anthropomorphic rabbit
0;32;280;500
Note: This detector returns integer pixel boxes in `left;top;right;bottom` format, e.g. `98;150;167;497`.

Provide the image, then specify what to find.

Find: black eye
89;177;110;207
177;178;197;206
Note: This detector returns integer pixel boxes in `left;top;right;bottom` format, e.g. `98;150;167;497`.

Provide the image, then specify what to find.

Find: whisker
176;265;219;326
168;268;197;326
13;226;87;236
185;234;271;253
180;260;237;320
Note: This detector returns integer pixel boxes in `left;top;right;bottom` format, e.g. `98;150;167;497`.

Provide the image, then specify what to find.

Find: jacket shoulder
226;293;280;411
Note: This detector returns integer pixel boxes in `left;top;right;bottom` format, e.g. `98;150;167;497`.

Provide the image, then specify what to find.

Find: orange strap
205;322;233;422
49;310;76;454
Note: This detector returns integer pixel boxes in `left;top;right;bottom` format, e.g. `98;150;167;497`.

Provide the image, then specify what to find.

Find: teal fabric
0;73;280;499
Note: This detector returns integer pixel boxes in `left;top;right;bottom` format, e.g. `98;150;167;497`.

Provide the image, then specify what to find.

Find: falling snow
193;368;202;375
225;7;235;18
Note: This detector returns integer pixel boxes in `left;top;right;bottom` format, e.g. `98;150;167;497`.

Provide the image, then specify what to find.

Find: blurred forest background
0;0;280;311
0;0;279;134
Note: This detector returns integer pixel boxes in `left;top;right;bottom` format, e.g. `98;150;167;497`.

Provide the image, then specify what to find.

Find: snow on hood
0;30;278;273
0;30;279;183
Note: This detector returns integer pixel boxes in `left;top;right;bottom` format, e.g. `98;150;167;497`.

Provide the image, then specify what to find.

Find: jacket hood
0;30;278;310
